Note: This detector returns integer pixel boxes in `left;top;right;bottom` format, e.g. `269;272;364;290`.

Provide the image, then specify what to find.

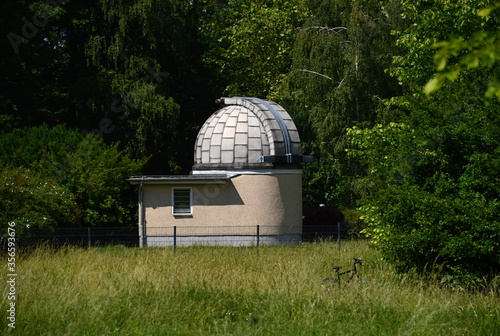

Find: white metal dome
194;97;305;166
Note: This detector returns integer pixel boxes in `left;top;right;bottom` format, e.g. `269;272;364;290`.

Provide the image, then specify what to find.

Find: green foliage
346;106;500;284
341;0;500;285
63;136;146;226
302;156;343;206
200;0;309;97
390;0;497;92
1;0;216;174
346;123;415;191
0;0;73;127
0;125;145;227
425;3;500;100
274;0;403;207
2;0;500;286
358;184;499;285
0;166;80;232
84;0;188;172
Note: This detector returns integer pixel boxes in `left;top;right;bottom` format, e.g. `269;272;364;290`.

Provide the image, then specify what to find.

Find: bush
347;117;500;287
0;166;81;232
0;125;146;228
360;181;500;287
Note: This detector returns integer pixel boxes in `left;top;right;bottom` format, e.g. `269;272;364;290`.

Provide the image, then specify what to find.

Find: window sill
173;213;193;218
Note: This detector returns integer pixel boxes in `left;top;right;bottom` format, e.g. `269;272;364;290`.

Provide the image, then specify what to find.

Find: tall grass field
1;241;498;335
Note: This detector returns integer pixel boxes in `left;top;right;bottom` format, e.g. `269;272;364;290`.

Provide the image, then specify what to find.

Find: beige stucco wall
142;172;302;237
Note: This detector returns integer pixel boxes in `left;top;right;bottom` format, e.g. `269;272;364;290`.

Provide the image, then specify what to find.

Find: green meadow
1;241;498;335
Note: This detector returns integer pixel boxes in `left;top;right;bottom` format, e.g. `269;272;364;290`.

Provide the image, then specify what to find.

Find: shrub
0;125;146;227
0;166;81;232
347;118;500;287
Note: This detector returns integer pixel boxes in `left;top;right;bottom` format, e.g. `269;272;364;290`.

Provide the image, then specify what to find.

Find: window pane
173;189;191;214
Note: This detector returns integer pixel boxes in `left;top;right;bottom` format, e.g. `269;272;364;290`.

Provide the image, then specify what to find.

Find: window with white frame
172;188;192;215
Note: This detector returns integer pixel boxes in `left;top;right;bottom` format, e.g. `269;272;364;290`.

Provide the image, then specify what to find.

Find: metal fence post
256;225;260;248
88;227;92;248
337;222;341;252
173;226;177;253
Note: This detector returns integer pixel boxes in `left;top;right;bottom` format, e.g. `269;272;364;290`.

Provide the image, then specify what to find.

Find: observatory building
129;97;312;246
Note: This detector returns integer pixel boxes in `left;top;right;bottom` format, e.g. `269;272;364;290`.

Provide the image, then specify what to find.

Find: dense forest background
1;0;499;281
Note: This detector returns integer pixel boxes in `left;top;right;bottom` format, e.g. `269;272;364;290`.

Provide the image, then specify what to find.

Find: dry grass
1;241;498;335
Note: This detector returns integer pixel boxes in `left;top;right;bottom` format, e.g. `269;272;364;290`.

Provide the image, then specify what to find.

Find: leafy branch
425;3;500;100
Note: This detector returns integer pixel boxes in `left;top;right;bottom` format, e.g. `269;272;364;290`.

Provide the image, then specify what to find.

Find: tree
0;125;146;227
273;0;403;207
199;0;309;98
347;0;500;285
1;0;74;128
2;0;221;174
82;0;188;173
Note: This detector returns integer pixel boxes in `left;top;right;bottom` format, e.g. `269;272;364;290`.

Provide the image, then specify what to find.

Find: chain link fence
1;223;361;250
5;227;139;248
